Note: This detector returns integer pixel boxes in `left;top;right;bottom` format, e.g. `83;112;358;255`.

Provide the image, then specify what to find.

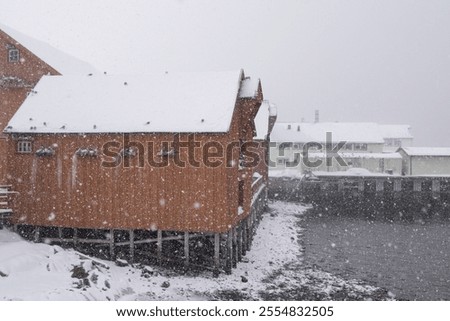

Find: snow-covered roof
271;122;385;144
0;22;95;75
399;147;450;157
308;152;402;159
6;71;245;134
379;124;413;139
268;103;277;117
254;101;276;140
238;77;260;98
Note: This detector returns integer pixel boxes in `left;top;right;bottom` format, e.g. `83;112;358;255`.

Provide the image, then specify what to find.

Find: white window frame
8;48;20;63
354;143;368;151
17;141;32;153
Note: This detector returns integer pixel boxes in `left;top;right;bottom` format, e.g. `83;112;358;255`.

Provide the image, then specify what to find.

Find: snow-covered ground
0;201;392;301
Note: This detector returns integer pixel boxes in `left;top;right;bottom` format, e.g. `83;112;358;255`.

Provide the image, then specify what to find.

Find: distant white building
270;122;406;175
397;147;450;176
379;124;413;152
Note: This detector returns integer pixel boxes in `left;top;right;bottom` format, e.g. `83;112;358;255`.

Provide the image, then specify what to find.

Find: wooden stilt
237;225;243;262
213;233;220;277
225;229;233;274
34;226;40;243
129;230;135;263
242;220;248;255
184;231;189;268
58;227;62;242
246;216;252;249
109;229;115;260
232;227;238;268
73;228;78;249
157;229;162;264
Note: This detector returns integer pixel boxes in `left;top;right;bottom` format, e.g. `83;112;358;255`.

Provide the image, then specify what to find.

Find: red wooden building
0;23;94;183
4;70;276;272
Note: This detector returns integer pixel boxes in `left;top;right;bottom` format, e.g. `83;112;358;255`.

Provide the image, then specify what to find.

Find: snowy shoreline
0;201;392;301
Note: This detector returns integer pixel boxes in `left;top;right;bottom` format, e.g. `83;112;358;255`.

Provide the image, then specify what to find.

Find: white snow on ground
0;201;390;301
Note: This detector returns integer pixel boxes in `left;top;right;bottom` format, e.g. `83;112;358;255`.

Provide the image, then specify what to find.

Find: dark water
303;212;450;300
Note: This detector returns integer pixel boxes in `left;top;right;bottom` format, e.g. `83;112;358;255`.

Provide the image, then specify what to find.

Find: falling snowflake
47;212;56;221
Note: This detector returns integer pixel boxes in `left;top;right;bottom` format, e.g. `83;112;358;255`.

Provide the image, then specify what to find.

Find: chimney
314;110;320;123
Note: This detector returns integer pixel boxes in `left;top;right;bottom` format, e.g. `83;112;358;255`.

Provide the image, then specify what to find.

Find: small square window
8;48;20;62
354;143;368;151
17;141;32;153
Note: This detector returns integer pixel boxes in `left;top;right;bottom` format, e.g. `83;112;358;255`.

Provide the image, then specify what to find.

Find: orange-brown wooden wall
0;29;59;183
7;133;232;232
6;97;263;233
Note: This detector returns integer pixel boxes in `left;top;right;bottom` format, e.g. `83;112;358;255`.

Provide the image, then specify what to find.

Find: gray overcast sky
1;0;449;146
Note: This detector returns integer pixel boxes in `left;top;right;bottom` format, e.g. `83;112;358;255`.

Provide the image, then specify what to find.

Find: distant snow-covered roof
238;77;260;98
254;101;277;140
0;22;95;75
271;122;385;144
6;71;244;133
379;124;413;139
308;152;402;159
399;147;450;157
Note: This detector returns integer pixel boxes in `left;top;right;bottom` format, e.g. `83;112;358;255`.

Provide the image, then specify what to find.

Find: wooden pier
269;175;450;220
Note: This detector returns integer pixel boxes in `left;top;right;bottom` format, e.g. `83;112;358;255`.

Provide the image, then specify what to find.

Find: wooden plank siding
6;87;264;233
0;29;60;183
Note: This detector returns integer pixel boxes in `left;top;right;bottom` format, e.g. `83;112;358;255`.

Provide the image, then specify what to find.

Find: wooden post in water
242;220;248;256
34;226;40;243
376;180;384;192
225;229;233;274
213;233;220;277
73;228;78;249
184;231;190;268
237;225;243;262
157;229;162;265
232;227;238;268
109;229;115;260
246;216;252;249
413;180;422;192
432;180;440;195
358;180;365;192
129;230;135;263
